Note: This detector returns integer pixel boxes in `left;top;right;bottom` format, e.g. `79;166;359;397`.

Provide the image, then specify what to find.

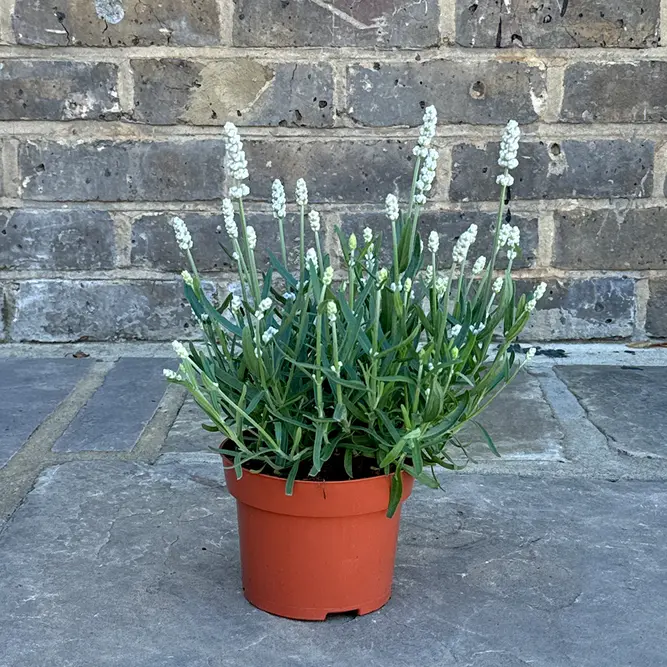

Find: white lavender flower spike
496;173;514;187
472;256;486;275
271;179;286;219
246;225;257;250
527;281;547;311
428;230;439;254
452;223;478;264
223;122;249;198
262;326;278;344
322;266;334;286
295;178;308;207
385;194;399;222
229;184;250;199
413;105;437;158
305;247;318;268
308;210;321;232
348;233;357;252
525;347;537;362
492;276;504;293
450;324;462;337
172;340;189;360
363;227;373;244
181;270;194;287
163;368;179;380
222;198;238;239
171;216;192;251
498;120;520;170
326;300;337;323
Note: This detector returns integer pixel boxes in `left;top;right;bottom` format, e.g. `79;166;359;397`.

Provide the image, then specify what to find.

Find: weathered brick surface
132;60;334;127
554;208;667;270
0;209;116;270
234;0;439;48
0;283;6;342
562;62;667;123
10;280;202;342
340;210;538;269
348;61;546;126
0;61;119;121
18;140;225;202
450;140;654;202
246;140;416;204
13;0;221;46
517;277;636;341
456;0;660;48
0;0;663;344
646;280;667;337
131;211;315;272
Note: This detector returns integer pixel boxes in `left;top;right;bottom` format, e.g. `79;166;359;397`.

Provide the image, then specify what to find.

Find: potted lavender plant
164;109;545;620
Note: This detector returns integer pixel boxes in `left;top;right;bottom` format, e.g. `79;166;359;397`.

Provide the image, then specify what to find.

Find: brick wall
0;0;666;342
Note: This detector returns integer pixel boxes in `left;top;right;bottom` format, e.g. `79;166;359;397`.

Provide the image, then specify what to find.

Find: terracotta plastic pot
223;459;414;621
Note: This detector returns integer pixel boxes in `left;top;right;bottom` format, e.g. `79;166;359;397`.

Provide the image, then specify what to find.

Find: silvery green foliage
166;112;541;516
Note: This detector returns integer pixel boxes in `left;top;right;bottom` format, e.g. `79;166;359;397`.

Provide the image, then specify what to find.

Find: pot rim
221;456;414;517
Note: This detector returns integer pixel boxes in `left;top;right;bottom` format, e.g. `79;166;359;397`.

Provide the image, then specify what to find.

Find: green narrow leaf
312;423;324;474
333;402;347;423
241;326;258;375
285;460;300;495
472;420;500;457
387;470;403;518
344;448;354;478
411;440;424;476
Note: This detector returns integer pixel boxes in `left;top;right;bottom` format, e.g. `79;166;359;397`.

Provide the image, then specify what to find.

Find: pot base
244;592;391;622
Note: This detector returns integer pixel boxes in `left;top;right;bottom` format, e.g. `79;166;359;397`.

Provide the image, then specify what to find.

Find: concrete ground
1;343;666;667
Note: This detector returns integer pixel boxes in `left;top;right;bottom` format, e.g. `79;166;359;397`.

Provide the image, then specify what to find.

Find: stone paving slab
555;365;667;459
163;396;222;453
0;358;92;468
462;371;565;462
52;358;172;452
2;457;666;667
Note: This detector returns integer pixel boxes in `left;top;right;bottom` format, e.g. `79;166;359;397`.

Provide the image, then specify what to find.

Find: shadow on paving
1;457;666;667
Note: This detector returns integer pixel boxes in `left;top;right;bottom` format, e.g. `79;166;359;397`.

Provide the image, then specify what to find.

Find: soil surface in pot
240;449;385;482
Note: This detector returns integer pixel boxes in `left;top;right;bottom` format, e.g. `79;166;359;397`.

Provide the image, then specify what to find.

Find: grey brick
53;358;171;452
646;280;667;337
562;62;667;122
340;210;537;269
0;358;92;468
13;0;220;47
554;207;667;270
132;59;334;127
517;277;636;341
0;283;6;341
456;0;660;48
0;209;117;270
18;140;225;202
450;140;654;202
0;60;119;121
246;139;416;204
10;280;201;342
234;0;439;48
348;61;546;126
131;211;314;273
